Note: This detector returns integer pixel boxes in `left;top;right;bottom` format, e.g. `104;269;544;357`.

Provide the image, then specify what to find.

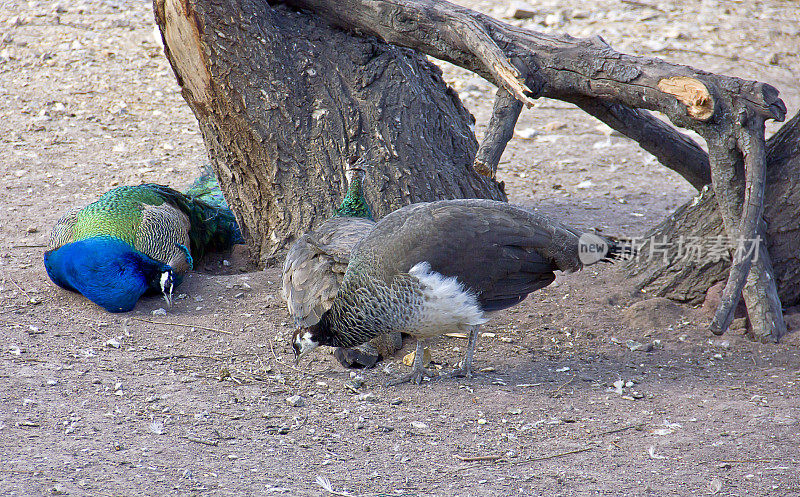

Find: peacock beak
163;291;173;308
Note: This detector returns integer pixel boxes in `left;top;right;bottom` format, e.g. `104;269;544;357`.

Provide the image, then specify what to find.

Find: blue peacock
44;168;243;312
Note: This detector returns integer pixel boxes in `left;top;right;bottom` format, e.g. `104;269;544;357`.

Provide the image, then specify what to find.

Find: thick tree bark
627;110;800;342
153;0;504;264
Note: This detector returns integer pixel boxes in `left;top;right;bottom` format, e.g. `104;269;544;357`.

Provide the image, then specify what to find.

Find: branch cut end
161;0;213;105
658;76;714;121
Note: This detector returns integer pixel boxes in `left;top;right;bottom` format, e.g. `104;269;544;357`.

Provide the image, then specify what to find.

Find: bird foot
386;368;435;386
445;364;474;379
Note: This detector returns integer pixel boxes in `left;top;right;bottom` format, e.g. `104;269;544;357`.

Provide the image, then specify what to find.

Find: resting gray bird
282;166;402;368
292;199;627;384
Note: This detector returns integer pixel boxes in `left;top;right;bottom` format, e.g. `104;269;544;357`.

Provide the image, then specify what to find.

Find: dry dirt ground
2;0;800;495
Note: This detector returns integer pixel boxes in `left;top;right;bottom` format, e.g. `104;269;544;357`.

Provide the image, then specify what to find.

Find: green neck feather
334;173;373;220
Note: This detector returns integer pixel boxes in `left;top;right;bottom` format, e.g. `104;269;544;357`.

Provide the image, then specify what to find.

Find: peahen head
291;320;331;364
335;165;373;220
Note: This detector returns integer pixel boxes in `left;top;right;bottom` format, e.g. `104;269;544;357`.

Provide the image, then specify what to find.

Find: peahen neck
334;173;373;220
314;311;362;349
314;291;388;348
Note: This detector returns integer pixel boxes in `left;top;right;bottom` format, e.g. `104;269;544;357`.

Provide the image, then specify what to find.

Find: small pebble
544;121;567;131
286;395;304;407
515;128;537;139
626;340;653;352
411;421;428;430
152;308;167;316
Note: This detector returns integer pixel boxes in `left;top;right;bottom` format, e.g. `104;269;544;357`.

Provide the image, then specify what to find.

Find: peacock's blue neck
44;236;170;312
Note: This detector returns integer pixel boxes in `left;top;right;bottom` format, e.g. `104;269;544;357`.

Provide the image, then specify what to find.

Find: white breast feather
409;262;488;337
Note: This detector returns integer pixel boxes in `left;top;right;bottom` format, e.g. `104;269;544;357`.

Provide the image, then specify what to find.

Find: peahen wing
351;199;586;312
282;217;375;327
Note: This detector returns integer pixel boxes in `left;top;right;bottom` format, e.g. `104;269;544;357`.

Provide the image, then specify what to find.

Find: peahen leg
387;338;433;386
448;325;480;378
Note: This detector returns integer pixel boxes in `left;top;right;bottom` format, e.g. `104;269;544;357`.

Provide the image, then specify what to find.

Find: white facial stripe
296;331;319;358
160;272;170;291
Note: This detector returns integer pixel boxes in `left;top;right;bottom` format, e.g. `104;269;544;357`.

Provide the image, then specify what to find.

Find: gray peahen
292;199;628;384
282;165;402;368
45;169;243;312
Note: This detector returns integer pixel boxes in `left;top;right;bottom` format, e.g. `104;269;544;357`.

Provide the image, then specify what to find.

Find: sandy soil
1;0;799;495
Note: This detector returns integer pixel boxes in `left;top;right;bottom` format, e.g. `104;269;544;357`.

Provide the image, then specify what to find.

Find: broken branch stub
657;76;714;121
473;87;523;178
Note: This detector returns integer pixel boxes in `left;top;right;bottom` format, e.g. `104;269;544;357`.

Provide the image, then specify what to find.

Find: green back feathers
334;169;373;220
68;186;174;246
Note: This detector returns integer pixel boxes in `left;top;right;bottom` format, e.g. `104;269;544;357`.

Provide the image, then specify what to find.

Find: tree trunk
627;110;800;341
153;0;504;264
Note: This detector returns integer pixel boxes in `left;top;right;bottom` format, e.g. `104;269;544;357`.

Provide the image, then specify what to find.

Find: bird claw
386;368;435;386
445;365;474;379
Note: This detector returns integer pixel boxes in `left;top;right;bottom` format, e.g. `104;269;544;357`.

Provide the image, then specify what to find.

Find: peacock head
158;268;175;308
291;322;324;365
344;164;365;186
